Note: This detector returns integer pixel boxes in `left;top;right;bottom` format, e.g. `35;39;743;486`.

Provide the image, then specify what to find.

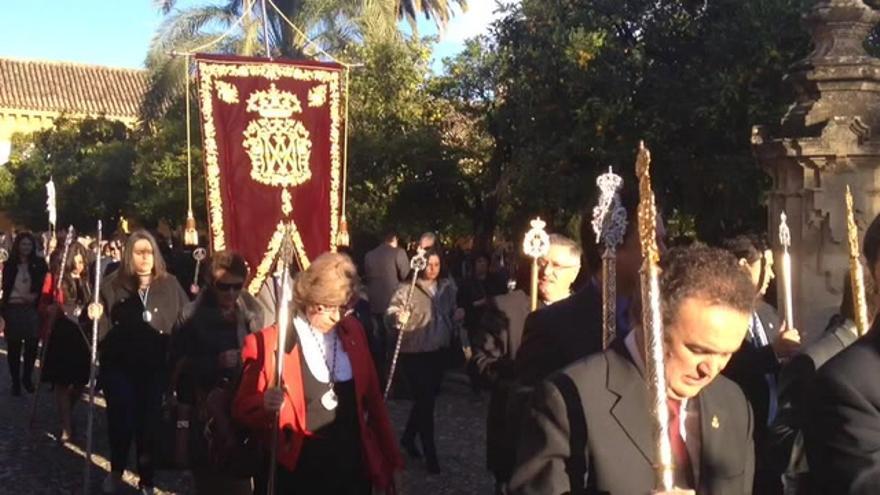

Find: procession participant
419;232;437;251
386;249;463;474
90;229;189;494
804;211;880;494
511;233;587;385
774;274;869;494
172;250;264;494
468;258;532;494
721;234;801;494
39;242;93;443
459;251;507;393
363;228;411;383
2;232;48;396
510;244;756;495
233;252;402;494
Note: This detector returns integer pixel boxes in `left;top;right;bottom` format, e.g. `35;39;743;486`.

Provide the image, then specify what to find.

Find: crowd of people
3;200;880;495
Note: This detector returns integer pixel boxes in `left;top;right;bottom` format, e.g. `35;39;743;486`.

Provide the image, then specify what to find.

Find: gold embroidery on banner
196;59;343;293
247;220;312;295
242;84;312;216
215;80;240;104
308;84;327;108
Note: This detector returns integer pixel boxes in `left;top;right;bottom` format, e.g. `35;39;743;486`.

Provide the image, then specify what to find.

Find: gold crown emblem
246;83;302;119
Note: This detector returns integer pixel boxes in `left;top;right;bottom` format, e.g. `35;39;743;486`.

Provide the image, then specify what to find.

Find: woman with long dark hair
386;249;464;474
91;229;189;494
2;232;48;396
40;242;93;443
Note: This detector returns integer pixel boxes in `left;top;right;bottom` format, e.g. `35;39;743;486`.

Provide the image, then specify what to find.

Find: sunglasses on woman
214;281;244;292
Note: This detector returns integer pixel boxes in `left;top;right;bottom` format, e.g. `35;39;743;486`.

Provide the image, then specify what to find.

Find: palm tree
142;0;466;123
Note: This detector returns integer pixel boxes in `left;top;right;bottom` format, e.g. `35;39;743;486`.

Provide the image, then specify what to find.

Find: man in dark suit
803;212;880;495
722;234;801;494
510;244;757;495
363;229;410;380
469;236;581;494
772;309;858;493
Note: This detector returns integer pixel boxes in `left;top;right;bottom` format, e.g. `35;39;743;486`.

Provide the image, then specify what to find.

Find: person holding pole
509;244;757;495
803;209;880;494
38;241;93;443
385;249;463;474
233;252;402;494
89;230;189;495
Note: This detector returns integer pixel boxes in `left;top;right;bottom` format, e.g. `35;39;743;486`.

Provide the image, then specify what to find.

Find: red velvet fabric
232;315;403;490
195;54;344;288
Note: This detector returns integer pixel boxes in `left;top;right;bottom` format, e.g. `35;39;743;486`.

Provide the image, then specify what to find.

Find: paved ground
0;344;494;494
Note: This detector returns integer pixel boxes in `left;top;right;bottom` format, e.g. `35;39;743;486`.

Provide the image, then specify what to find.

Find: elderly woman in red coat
233;252;403;494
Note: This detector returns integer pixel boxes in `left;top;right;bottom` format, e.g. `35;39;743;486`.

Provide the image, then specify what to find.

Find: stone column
753;0;880;337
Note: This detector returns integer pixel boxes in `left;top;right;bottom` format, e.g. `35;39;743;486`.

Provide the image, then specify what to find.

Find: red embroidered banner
195;54;343;294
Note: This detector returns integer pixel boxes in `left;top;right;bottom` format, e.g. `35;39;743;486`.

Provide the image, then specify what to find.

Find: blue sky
0;1;508;72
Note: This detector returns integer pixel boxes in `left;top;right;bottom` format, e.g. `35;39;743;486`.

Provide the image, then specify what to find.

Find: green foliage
490;0;813;242
3;117;135;231
129;99;206;229
346;37;473;242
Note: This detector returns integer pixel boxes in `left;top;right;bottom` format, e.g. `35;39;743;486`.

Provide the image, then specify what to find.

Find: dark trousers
7;334;36;387
102;368;162;486
370;314;388;388
4;304;38;389
400;350;446;463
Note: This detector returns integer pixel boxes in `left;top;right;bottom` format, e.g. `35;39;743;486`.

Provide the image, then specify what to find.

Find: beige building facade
0;57;148;164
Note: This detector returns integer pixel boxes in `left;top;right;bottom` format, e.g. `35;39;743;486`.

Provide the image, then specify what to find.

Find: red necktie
667;398;695;489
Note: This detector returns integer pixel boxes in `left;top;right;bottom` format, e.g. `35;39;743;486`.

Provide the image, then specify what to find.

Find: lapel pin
711;415;720;429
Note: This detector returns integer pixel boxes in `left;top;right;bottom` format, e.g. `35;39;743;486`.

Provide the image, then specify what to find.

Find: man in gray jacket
364;229;410;380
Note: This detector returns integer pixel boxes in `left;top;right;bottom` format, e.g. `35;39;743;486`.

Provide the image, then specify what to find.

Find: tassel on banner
336;216;350;248
184;210;199;246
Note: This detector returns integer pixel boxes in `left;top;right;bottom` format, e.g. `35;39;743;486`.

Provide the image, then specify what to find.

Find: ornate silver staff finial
592;166;627;249
411;247;428;272
592;166;628;349
523;217;551;260
779;211;791;249
523;217;551;311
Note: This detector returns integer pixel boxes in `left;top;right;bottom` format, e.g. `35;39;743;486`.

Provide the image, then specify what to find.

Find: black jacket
771;316;858;491
510;340;755;495
467;289;531;478
173;290;265;402
722;301;782;443
804;325;880;494
2;257;48;307
97;272;189;374
513;285;604;386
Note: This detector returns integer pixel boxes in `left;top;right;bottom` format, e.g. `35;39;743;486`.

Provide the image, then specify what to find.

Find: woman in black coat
2;232;48;396
91;230;189;494
40;242;94;443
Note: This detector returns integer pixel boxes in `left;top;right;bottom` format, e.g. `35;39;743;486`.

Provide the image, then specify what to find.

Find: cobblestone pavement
0;344;494;495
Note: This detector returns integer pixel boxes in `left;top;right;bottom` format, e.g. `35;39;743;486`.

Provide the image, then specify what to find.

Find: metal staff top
592;167;627;348
846;186;870;336
636;142;674;491
274;225;296;387
56;226;76;293
779;211;795;330
523;217;551;311
382;247;429;400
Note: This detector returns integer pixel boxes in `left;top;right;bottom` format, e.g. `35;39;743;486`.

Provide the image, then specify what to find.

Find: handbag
153;394;192;470
203;382;262;478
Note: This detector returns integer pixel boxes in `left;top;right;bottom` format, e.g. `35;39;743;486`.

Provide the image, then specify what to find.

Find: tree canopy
2;0;823;250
